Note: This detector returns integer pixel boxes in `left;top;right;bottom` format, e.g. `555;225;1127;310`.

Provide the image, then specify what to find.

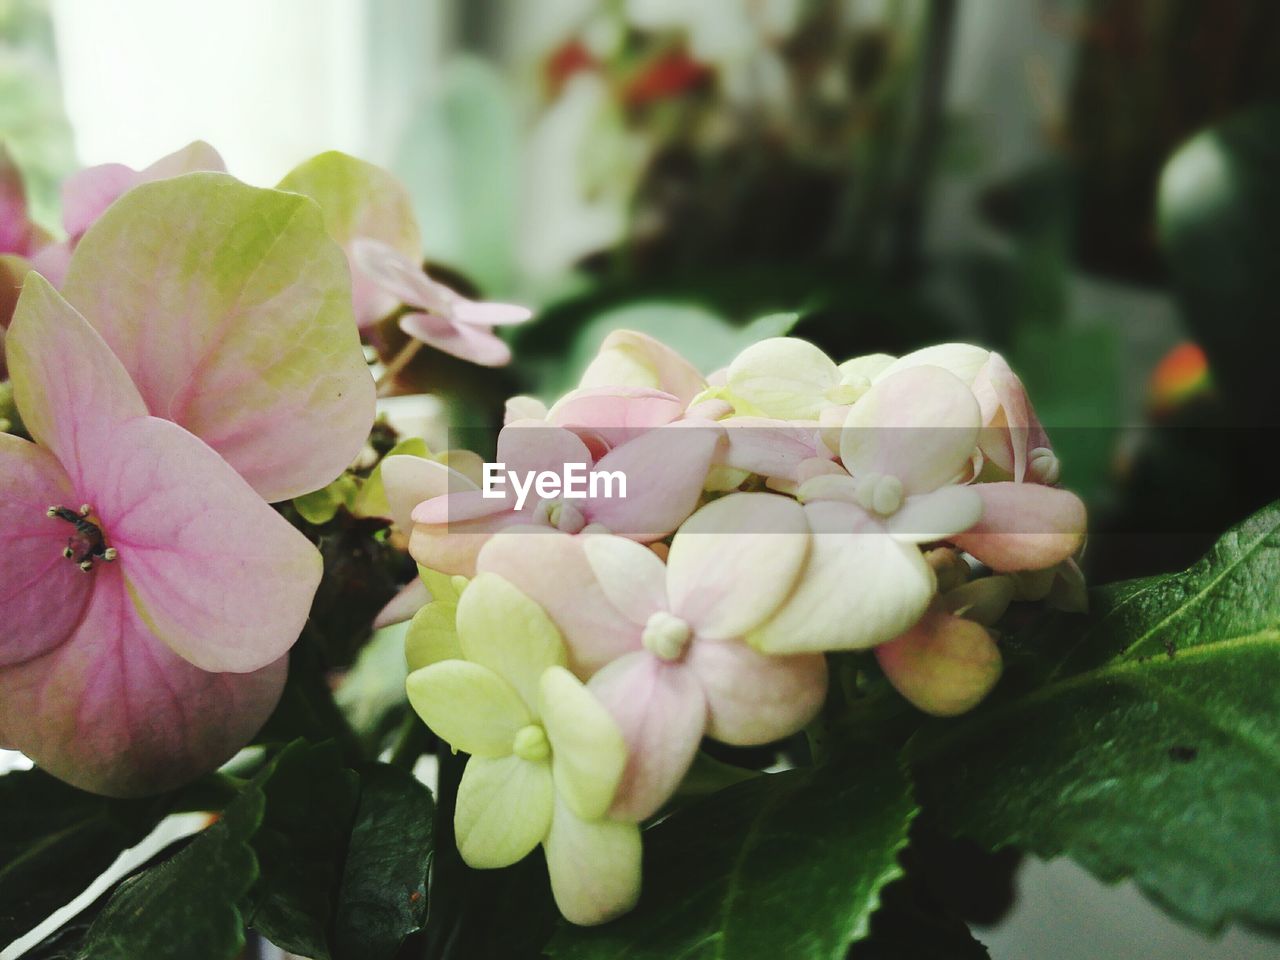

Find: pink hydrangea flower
477;493;829;820
352;238;532;366
0;278;320;796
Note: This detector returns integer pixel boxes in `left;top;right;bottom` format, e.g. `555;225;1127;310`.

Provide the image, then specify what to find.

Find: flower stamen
46;504;117;571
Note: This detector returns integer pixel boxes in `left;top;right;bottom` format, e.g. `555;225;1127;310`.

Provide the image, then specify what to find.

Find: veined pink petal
6;275;147;490
60;163;138;239
687;638;827;746
547;386;683;436
588;652;706;821
950;482;1086;572
720;417;829;481
400;311;512;366
92;416;321;674
61;174;374;503
578;329;707;405
0;565;286;797
497;420;594;481
26;241;72;287
666;493;809;641
351;238;452;314
582;425;719;539
477;532;642;676
840;366;981;496
0;435;92;666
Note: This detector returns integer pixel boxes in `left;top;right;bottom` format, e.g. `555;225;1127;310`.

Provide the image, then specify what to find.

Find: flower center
541;499;587;534
854;474;903;516
46;504;117;572
642;611;693;661
512;723;550;762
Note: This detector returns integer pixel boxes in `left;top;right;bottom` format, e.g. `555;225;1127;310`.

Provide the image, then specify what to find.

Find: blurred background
3;1;1279;957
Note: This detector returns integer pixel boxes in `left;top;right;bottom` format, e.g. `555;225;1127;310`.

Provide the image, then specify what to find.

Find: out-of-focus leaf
847;869;990;959
1158;104;1280;423
332;764;434;960
0;771;167;948
335;623;412;754
245;742;359;960
908;500;1280;932
294;475;360;526
351;437;430;520
73;781;264;960
548;749;916;960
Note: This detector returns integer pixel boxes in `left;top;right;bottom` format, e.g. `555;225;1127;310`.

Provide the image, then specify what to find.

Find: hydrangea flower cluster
384;330;1087;924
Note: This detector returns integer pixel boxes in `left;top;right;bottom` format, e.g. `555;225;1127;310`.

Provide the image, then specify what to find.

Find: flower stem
375;339;423;395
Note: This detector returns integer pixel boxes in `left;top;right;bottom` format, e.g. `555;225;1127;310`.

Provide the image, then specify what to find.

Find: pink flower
352;238;532;366
1;145;48;259
477;493;829;819
0;278;320;796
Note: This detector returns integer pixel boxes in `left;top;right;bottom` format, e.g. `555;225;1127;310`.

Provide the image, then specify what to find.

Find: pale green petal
405;600;462;671
406;660;529;757
544;797;642;926
421;566;466;604
539;666;627;820
456;573;567;711
886;486;984;544
837;353;896;383
351;438;430;520
724;337;836;420
456;754;554;868
877;343;990;385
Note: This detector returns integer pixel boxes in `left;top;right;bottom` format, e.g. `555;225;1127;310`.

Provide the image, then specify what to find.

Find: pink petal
839;366;981;496
351;238;450;313
90;416;322;674
719;417;829;481
399;311;512;366
547;386;684;437
972;352;1050;482
412;490;516;525
61;175;375;503
666;493;810;641
0;147;33;255
687;638;827;746
6;275;147;490
382;455;477;533
477;532;642;676
26;241;72;287
580;535;668;626
950;482;1086;572
0;565;285;797
139;141;226;180
588;652;706;820
450;298;533;327
875;608;1002;717
408;510;525;577
578;329;707;405
582;424;720;539
496;421;594;481
0;435;92;666
373;577;431;629
60;163;139;239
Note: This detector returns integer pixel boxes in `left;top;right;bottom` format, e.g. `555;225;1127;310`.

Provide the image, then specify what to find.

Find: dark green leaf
332;763;434;960
74;781;264;960
908;500;1280;932
846;869;989;960
245;742;359;959
549;748;917;960
0;770;167;948
1158;104;1280;422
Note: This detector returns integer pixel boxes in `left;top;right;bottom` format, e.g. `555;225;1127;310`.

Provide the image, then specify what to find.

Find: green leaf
908;500;1280;932
332;764;434;960
294;474;361;526
245;742;359;959
74;780;265;960
60;172;374;502
847;871;990;960
548;749;916;960
1159;104;1280;422
351;436;430;520
0;771;167;948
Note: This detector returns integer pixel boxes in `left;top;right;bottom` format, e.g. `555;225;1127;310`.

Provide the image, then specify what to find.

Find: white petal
540;666;627;820
886;485;984;543
581;534;669;626
456;754;554;868
544;797;642;926
406;661;529;757
725;337;836;419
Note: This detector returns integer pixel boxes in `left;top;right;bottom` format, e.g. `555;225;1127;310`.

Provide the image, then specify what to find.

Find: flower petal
6;274;147;489
749;500;936;653
400;311;512;367
408;508;524;576
478;531;642;676
540;665;627;820
277;152;421;330
61;174;375;502
0;434;92;666
59;163;139;239
583;424;720;539
886;485;984;543
456;573;567;710
547;386;683;436
455;754;554;868
496;421;594;483
544;796;642;926
687;638;827;745
588;652;706;820
404;598;462;671
0;566;285;797
382;454;477;533
839;366;981;496
877;343;990;385
91;416;322;674
578;329;706;404
666;492;809;640
720;417;828;482
724;337;836;420
374;577;432;630
406;660;529;756
950;482;1087;572
581;534;668;626
875;608;1002;716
